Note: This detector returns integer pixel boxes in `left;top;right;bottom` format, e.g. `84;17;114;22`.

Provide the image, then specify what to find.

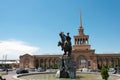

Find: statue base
60;69;69;78
56;55;76;79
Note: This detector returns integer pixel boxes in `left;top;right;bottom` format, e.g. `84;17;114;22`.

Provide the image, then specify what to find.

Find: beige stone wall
19;54;34;68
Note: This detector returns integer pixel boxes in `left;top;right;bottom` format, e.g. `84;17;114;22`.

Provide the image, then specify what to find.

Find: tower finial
80;9;83;28
78;9;84;35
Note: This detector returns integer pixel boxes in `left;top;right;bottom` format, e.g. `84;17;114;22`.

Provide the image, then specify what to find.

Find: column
80;38;82;44
78;38;80;45
119;58;120;67
75;39;76;45
112;58;114;67
38;59;40;67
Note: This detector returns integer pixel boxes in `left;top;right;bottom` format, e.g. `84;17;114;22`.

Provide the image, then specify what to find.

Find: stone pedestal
57;55;76;79
60;69;69;78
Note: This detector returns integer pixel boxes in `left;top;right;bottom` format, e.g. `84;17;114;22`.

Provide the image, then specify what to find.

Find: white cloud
0;40;40;60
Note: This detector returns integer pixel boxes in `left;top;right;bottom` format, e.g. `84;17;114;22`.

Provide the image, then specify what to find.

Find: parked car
8;68;13;71
82;68;88;72
16;69;29;74
37;67;45;72
29;68;36;72
0;68;4;72
108;68;116;74
46;69;56;72
0;68;6;72
90;69;98;72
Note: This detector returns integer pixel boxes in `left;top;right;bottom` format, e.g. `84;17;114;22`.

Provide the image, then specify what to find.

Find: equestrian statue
58;32;72;57
57;32;76;79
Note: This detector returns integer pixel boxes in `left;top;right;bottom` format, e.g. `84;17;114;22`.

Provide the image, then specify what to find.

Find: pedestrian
6;69;8;75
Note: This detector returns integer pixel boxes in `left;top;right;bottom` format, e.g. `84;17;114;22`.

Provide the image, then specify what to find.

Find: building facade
19;15;120;69
20;54;60;69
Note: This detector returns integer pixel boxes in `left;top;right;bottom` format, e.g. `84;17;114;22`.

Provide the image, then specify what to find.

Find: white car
82;68;88;72
108;68;115;74
0;69;3;72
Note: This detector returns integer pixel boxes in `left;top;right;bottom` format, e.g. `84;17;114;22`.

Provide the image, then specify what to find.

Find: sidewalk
113;74;120;80
3;74;17;80
1;71;18;80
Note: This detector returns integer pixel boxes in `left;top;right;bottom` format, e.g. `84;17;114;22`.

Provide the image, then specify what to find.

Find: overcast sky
0;0;120;60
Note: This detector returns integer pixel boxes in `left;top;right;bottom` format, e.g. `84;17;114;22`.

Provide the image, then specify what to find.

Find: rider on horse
58;32;72;56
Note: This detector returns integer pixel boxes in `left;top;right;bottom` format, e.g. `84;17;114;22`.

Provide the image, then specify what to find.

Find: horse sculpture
58;32;72;57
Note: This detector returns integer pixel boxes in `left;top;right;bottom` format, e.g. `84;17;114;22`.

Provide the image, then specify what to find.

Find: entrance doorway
77;55;87;68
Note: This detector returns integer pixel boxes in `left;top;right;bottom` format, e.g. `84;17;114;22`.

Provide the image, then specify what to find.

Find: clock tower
73;12;90;51
72;12;97;69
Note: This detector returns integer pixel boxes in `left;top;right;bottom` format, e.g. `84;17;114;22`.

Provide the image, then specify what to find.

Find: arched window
24;58;30;68
77;55;87;68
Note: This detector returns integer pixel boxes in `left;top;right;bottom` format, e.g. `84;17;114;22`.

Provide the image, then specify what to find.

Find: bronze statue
57;32;76;79
58;32;72;57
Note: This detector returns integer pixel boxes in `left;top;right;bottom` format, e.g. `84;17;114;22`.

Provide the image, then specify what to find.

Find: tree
101;66;109;80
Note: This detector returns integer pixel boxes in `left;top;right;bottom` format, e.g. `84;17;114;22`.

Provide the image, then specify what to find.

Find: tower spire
78;9;84;35
80;10;83;28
